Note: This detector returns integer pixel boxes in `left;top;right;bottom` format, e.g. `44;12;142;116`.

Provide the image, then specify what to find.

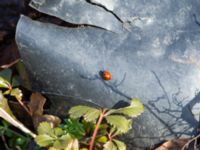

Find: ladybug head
99;70;104;77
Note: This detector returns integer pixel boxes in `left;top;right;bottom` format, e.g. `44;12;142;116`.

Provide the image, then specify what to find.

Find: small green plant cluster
35;98;144;150
0;75;144;150
0;119;31;150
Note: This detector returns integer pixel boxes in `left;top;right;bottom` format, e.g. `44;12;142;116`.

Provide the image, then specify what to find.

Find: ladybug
100;70;112;81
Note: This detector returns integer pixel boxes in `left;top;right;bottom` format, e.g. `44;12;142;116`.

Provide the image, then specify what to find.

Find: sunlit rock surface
29;0;123;32
16;0;200;149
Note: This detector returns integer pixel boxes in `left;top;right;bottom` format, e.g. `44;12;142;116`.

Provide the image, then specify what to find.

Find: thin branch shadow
80;70;200;144
193;14;200;26
149;70;200;138
79;72;131;99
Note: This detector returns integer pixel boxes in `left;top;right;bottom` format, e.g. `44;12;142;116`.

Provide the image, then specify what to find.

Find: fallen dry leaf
155;139;190;150
28;92;46;116
28;93;61;128
33;114;61;129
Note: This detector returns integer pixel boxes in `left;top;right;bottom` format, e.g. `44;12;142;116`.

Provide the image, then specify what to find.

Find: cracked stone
29;0;123;32
88;0;116;11
16;0;200;149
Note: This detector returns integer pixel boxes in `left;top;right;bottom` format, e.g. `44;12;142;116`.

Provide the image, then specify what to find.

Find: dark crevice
85;0;142;28
28;0;117;32
29;11;116;33
85;0;124;23
29;0;121;32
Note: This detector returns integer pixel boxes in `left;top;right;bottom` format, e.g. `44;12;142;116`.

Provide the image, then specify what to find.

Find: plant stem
181;134;200;150
1;135;12;150
17;100;31;116
89;109;106;150
108;133;113;141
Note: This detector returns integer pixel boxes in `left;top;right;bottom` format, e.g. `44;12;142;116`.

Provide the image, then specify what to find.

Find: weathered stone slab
29;0;123;32
16;0;200;148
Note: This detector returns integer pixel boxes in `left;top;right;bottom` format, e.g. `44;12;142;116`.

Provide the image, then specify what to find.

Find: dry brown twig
181;134;200;150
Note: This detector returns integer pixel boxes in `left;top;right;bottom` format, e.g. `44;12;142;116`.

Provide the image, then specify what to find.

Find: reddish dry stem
89;109;106;150
108;133;113;141
18;100;31;116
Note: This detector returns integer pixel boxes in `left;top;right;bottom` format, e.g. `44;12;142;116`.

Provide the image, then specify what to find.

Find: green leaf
98;124;109;136
105;115;132;134
97;136;108;143
37;122;54;135
106;98;144;118
65;138;79;150
0;69;12;83
60;134;79;150
84;108;101;122
0;91;16;118
103;141;118;150
35;134;54;147
53;140;63;149
113;140;126;150
10;88;23;101
82;120;94;134
54;127;64;136
60;134;73;144
61;119;85;139
0;91;36;138
1;120;10;127
69;106;101;122
11;76;20;87
0;77;11;89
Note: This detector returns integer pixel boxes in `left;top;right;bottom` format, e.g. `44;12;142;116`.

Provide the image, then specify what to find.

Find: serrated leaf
37;122;54;135
53;140;63;149
10;88;23;101
84;108;101;122
60;134;73;144
0;76;11;89
113;140;126;150
54;127;64;136
103;141;118;150
106;98;144;118
65;138;79;150
105;115;132;134
59;134;79;150
69;106;101;122
69;106;90;118
35;134;54;147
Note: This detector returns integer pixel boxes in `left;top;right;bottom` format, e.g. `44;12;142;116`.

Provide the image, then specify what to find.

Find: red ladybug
100;70;112;81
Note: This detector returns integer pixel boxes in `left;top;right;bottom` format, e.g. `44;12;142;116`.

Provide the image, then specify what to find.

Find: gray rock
29;0;123;33
16;0;200;149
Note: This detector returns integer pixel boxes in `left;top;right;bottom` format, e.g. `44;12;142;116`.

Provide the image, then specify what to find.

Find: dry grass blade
155;139;189;150
0;108;36;138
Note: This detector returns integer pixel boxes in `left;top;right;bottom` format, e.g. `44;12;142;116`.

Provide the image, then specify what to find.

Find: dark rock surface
16;0;200;149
